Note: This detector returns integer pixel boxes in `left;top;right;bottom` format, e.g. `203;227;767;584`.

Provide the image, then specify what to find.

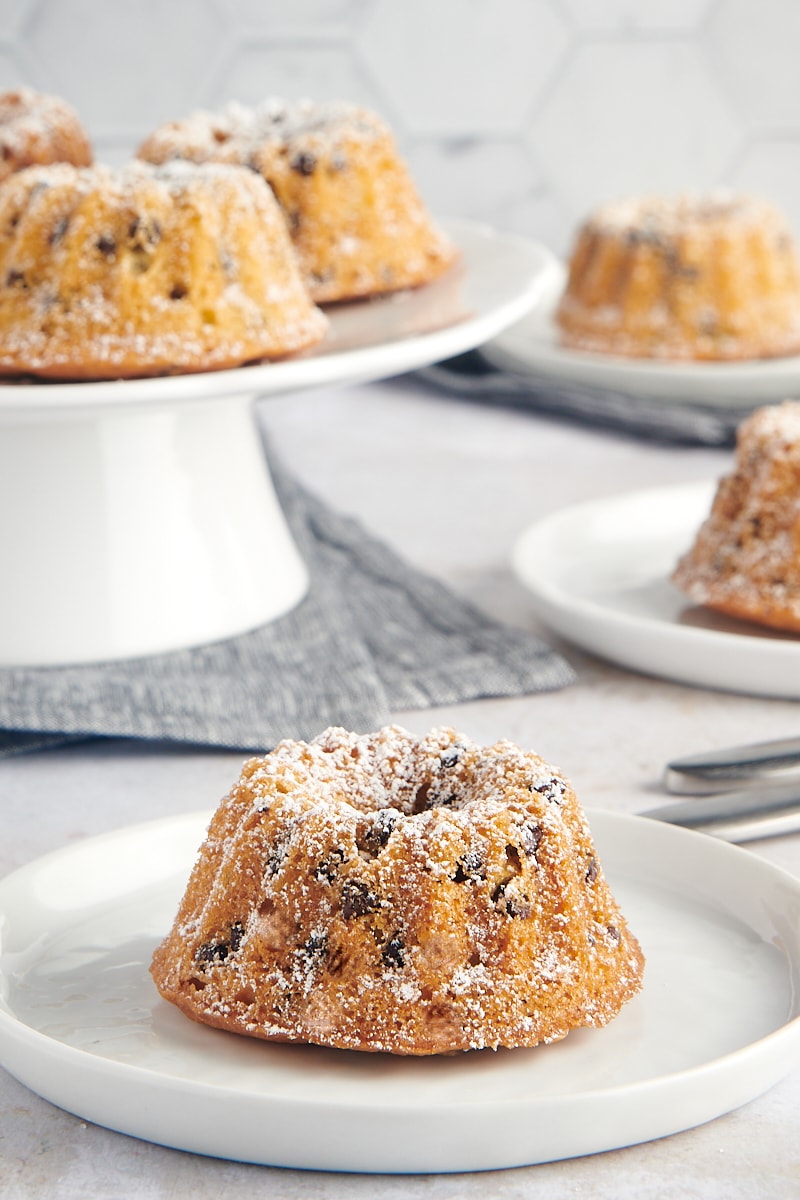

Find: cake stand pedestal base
0;394;307;666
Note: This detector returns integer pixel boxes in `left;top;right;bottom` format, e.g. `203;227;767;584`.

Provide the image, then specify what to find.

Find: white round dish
0;808;798;1173
512;480;800;699
484;266;800;406
0;221;557;665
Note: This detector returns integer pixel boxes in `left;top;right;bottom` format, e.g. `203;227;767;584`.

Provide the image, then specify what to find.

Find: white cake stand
0;221;559;666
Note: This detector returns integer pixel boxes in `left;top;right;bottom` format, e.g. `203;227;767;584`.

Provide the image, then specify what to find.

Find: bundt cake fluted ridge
138;98;456;303
556;193;800;361
0;159;327;380
151;725;644;1056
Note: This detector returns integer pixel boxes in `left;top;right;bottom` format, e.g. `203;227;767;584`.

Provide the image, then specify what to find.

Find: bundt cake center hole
411;780;431;813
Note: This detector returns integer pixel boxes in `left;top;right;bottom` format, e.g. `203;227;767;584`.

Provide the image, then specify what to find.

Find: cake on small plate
556;193;800;361
151;725;644;1056
673;400;800;632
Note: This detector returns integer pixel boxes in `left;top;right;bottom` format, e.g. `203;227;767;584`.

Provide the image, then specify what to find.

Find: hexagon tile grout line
355;0;571;139
529;38;742;224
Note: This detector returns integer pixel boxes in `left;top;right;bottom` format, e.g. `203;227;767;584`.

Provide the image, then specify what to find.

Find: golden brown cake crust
672;401;800;632
137;99;457;303
150;726;644;1056
556;194;800;361
0;87;92;182
0;160;327;380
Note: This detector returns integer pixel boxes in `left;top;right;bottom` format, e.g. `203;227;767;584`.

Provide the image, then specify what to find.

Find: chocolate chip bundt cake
673;401;800;631
0;87;92;182
137;99;456;303
150;726;644;1056
556;194;800;360
0;160;327;379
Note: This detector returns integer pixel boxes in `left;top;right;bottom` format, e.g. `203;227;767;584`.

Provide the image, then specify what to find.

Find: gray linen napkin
0;440;574;757
414;351;743;447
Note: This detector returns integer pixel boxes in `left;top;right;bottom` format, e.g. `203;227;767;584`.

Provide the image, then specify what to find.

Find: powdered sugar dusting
0;159;326;380
673;400;800;630
0;86;92;179
558;192;800;362
151;725;645;1056
139;97;389;164
138;97;457;305
588;191;789;238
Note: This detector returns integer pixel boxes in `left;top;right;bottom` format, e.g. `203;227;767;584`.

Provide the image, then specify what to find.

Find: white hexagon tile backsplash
1;0;799;254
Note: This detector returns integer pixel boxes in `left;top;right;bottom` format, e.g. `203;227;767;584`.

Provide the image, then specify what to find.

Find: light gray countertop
2;377;799;1198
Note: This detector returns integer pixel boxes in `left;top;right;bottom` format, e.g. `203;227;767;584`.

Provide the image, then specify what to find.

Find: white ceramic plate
0;220;560;414
1;808;799;1173
513;480;800;699
484;266;800;406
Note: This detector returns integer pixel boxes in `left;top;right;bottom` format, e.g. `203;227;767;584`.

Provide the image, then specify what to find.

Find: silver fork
641;736;800;842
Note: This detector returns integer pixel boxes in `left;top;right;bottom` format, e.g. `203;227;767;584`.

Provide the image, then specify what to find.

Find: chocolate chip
169;283;188;300
315;847;345;883
341;879;379;920
96;233;116;258
532;776;566;805
195;920;243;964
521;823;543;856
196;940;228;963
492;883;531;918
453;850;484;883
5;269;26;288
229;921;244;952
439;746;461;768
358;808;400;857
291;151;317;176
301;932;328;960
607;924;620;944
585;857;598;884
382;937;405;968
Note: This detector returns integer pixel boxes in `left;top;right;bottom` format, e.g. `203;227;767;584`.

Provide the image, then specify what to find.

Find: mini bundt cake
150;725;644;1056
556;193;800;361
0;159;327;380
673;401;800;631
137;98;457;303
0;86;92;182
